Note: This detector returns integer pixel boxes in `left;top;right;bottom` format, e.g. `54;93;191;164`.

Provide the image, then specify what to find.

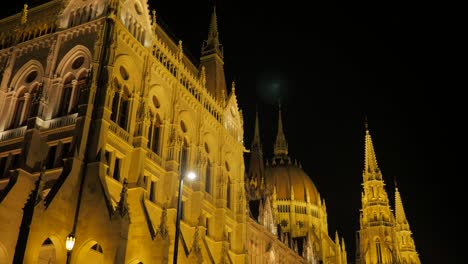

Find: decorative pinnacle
200;66;206;87
152;10;157;31
21;4;28;25
178;40;183;60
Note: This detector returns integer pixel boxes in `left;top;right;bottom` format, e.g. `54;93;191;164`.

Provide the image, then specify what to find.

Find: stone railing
37;113;78;130
0;126;26;142
145;149;162;166
109;122;131;144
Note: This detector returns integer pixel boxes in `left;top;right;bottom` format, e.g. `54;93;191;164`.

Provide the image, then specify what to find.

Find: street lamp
65;234;75;264
173;171;197;263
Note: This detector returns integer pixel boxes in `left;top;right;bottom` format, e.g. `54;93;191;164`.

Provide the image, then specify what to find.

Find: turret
200;6;227;103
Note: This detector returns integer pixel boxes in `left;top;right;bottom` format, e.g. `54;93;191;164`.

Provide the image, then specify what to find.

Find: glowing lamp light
66;235;75;251
187;171;197;180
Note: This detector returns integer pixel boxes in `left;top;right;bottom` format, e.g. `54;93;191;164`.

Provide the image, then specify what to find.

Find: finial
200;66;206;87
364;114;368;131
21;4;28;25
178;40;183;60
231;81;235;92
152;10;157;31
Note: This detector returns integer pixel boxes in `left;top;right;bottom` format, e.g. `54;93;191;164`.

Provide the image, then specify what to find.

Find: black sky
1;1;459;263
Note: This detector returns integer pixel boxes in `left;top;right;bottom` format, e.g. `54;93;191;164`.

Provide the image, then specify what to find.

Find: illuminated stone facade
0;1;420;264
355;126;420;264
0;0;247;263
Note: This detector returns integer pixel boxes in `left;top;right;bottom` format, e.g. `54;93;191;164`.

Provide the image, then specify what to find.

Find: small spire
151;10;157;32
21;4;28;25
156;202;169;239
273;102;288;158
363;122;380;180
395;186;409;226
200;66;206;87
178;40;183;61
116;179;129;217
364;114;369;132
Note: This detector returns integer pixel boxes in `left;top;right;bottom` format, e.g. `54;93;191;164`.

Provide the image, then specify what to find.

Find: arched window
110;80;130;130
71;73;87;112
10;85;39;128
10;90;26;128
205;160;211;193
58;76;74;116
147;112;161;154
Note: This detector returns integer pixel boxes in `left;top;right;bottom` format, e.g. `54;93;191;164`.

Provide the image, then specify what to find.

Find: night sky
2;1;459;263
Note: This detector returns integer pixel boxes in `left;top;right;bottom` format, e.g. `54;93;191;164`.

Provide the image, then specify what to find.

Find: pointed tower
247;109;265;200
394;186;421;263
357;123;396;264
200;6;227;103
273;104;288;159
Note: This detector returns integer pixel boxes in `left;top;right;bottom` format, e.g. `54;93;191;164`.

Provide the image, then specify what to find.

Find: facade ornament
21;4;28;25
188;225;203;263
155;202;169;240
115;178;129;217
151;10;157;32
200;66;206;88
178;40;183;61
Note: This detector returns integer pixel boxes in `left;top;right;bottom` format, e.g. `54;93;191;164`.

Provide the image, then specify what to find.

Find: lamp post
65;234;75;264
173;171;196;264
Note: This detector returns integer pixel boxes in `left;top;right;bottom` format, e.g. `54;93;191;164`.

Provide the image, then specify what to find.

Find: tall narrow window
46;145;57;169
110;81;130;130
226;177;231;209
205;160;211;193
147;112;160;154
71;74;86;112
59;77;73;116
118;93;129;129
0;156;7;178
180;142;188;177
11;91;26;128
376;238;382;264
110;85;120;122
150;180;156;202
104;150;111;175
113;157;121;181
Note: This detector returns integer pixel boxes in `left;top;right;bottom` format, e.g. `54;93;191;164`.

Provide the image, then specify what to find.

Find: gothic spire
252;108;262;152
274;103;288;158
363;122;381;181
395;186;409;227
201;6;222;57
200;5;227;103
247;109;265;199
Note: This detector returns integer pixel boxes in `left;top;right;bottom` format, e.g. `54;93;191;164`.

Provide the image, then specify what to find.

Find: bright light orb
187;172;197;180
66;235;75;251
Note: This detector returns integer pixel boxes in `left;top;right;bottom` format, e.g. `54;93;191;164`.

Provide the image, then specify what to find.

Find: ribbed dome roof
265;160;320;205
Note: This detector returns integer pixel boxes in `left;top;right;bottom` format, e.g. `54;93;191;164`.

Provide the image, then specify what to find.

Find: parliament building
0;0;420;263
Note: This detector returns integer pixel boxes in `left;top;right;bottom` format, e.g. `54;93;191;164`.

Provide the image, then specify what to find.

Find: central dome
265;159;320;205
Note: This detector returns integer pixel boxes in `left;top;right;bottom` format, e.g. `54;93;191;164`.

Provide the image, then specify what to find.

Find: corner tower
200;6;227;103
